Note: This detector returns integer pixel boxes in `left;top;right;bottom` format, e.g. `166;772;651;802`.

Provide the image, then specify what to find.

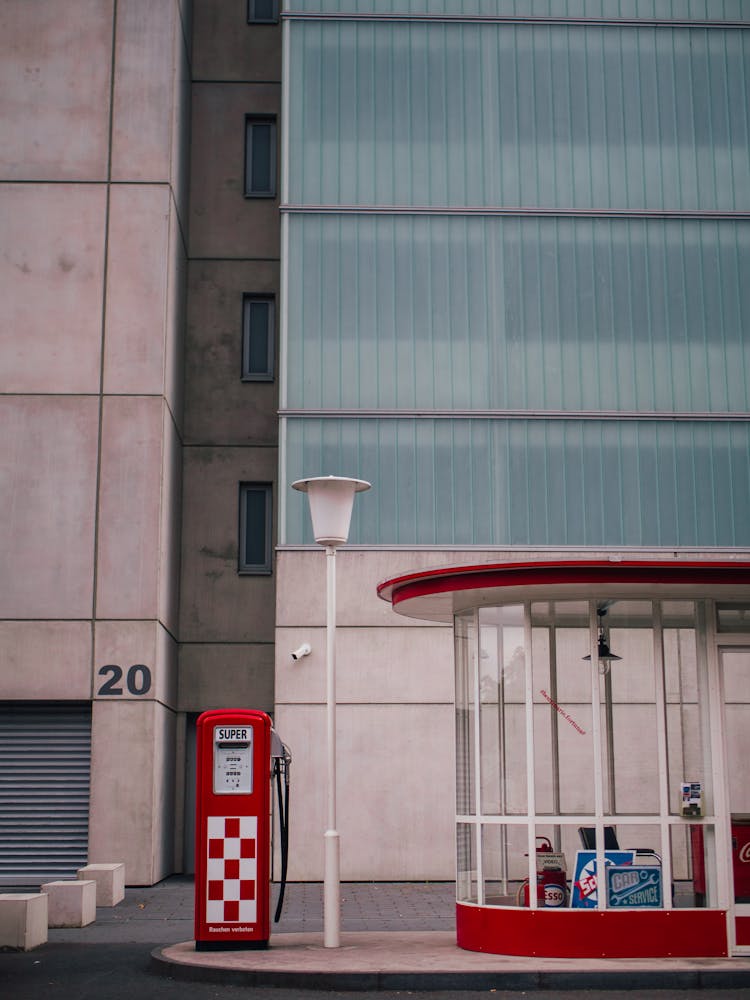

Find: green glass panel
283;417;750;547
288;20;750;210
285;214;750;412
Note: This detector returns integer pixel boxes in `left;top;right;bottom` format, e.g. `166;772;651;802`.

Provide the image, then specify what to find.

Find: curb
150;945;750;992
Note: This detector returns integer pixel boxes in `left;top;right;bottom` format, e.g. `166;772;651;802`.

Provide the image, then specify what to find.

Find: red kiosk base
457;902;729;958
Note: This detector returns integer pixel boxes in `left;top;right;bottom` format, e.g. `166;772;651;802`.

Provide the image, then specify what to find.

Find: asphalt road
2;944;750;1000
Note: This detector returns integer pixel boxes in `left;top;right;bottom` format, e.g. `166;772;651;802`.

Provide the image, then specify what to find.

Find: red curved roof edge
377;558;750;607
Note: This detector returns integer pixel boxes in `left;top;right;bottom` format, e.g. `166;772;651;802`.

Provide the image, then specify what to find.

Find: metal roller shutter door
0;702;92;885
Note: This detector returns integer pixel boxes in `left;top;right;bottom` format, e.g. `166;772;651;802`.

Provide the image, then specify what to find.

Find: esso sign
544;884;566;907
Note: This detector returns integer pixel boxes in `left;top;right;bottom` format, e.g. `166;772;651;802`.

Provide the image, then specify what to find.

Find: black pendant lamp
583;607;622;673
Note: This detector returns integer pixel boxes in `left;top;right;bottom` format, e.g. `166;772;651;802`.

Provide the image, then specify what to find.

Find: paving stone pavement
44;876;456;944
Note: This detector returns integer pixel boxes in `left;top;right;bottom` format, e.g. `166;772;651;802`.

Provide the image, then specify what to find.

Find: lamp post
291;475;371;948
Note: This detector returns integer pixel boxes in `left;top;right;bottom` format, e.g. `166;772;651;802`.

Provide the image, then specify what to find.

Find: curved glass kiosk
378;560;750;958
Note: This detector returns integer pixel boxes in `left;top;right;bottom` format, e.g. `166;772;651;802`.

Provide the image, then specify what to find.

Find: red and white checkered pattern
205;816;258;923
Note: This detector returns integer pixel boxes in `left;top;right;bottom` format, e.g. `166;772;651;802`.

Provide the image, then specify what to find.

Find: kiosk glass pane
455;611;477;816
478;606;527;816
532;602;594;815
717;603;750;633
670;824;706;907
598;602;659;815
602;823;664;909
482;823;529;907
721;648;750;909
456;823;477;903
662;602;706;816
679;823;718;908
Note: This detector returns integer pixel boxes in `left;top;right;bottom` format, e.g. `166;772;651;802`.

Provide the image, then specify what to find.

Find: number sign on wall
96;664;153;697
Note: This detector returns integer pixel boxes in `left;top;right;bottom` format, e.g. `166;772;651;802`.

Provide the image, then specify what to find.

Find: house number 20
97;664;152;696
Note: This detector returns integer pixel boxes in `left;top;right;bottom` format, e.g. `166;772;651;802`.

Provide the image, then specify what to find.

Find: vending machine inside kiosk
194;709;291;950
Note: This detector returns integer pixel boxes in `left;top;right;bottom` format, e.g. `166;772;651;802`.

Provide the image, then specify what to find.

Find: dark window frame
241;294;275;382
244;115;277;198
247;0;279;23
239;482;273;575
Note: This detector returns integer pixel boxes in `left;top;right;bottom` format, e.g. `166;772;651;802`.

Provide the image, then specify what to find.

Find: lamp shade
292;476;371;547
583;633;622;662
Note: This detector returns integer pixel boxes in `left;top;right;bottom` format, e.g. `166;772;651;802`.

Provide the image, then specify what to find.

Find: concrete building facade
2;3;750;946
1;0;190;886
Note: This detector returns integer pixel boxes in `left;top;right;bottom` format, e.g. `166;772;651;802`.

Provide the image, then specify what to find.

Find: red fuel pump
518;837;568;908
194;709;291;950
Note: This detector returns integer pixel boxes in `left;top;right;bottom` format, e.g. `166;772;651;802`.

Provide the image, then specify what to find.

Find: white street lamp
291;475;371;948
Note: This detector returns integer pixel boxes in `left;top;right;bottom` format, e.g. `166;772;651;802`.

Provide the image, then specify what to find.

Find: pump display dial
213;726;253;794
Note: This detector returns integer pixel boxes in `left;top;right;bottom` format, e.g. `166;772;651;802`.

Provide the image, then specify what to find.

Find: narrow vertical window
242;294;275;381
245;116;277;198
239;483;273;574
247;0;278;23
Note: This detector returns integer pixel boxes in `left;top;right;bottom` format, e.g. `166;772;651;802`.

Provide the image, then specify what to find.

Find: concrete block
77;863;125;907
41;880;96;928
0;893;48;950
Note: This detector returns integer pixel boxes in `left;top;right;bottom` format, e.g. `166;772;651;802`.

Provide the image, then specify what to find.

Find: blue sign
571;851;634;908
606;865;663;908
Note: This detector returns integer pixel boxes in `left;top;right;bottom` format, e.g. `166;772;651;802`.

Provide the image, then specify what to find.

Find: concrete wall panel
0;622;91;700
96;396;164;620
184;261;279;446
192;0;281;82
103;185;171;395
189;83;280;260
88;699;155;884
273;550;459;879
0;396;99;618
179;446;277;642
93;620;177;708
88;699;175;885
94;620;157;700
275;625;453;706
0;183;106;393
111;0;179;182
177;642;274;713
276;702;455;881
0;0;113;181
275;549;480;628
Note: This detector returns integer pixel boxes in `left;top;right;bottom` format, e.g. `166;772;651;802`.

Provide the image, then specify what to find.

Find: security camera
291;642;312;661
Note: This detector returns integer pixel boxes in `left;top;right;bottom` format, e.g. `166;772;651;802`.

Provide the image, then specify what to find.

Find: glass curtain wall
282;11;750;547
455;599;718;909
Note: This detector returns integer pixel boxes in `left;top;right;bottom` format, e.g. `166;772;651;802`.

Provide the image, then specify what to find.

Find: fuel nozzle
271;730;292;779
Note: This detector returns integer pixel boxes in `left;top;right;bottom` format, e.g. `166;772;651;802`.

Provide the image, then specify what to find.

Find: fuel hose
273;747;291;922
